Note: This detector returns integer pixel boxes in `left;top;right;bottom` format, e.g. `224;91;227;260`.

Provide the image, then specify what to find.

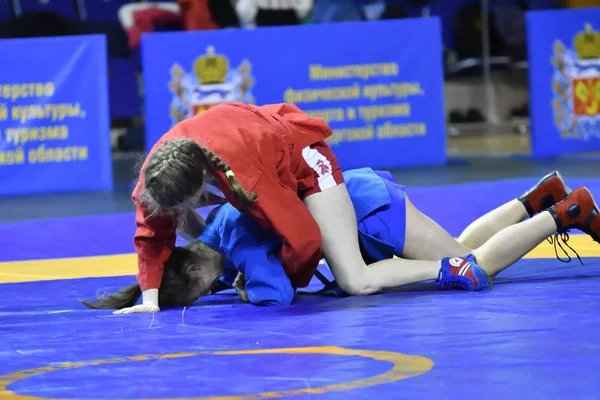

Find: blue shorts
357;178;407;256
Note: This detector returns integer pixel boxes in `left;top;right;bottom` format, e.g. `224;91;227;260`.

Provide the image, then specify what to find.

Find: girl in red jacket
126;102;343;313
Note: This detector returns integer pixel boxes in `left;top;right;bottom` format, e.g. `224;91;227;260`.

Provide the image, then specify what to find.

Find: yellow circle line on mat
0;346;434;400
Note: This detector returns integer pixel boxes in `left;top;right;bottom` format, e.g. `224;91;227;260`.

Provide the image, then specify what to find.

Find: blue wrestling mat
1;177;600;399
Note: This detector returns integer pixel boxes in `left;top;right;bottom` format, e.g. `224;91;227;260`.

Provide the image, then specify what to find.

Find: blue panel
0;35;112;196
108;57;141;118
528;9;600;158
141;19;447;170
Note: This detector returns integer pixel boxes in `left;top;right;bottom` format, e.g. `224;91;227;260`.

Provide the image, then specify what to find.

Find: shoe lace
546;230;583;265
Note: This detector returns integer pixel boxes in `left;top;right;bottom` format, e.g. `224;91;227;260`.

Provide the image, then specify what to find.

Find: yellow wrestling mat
0;234;597;284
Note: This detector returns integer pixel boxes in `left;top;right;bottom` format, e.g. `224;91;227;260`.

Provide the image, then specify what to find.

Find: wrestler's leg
405;171;572;257
403;195;555;271
403;195;472;260
457;199;528;249
303;184;441;295
474;187;600;277
472;211;557;277
401;199;556;290
363;181;520;261
459;171;571;248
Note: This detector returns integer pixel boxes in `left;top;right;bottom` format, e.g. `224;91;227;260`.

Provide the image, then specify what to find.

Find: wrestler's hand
233;272;249;303
113;302;160;315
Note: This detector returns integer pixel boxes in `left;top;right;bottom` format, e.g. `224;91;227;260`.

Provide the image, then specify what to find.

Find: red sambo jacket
132;102;334;291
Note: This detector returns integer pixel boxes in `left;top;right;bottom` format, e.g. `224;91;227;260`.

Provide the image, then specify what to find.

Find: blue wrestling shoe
436;255;493;291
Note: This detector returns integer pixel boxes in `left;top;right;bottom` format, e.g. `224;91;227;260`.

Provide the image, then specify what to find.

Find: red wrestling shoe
549;187;600;243
518;171;571;217
545;187;600;265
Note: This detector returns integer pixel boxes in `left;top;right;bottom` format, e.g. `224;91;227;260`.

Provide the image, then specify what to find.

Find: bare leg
403;196;472;260
473;211;558;277
458;199;529;249
398;194;558;280
303;184;441;295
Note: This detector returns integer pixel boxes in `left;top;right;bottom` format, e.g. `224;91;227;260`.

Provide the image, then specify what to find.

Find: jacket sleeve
244;252;295;306
132;178;178;292
248;173;323;288
219;214;295;306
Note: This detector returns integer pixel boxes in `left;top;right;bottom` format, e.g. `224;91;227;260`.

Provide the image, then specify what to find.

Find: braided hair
141;138;257;213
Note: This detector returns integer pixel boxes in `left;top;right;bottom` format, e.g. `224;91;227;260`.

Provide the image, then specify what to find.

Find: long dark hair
81;240;220;309
140;138;257;213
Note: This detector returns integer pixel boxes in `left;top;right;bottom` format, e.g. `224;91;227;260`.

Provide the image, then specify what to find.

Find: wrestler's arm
115;184;177;315
218;208;295;306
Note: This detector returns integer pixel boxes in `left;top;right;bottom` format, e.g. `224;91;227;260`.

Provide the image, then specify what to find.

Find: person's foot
437;255;493;291
548;187;600;243
518;171;571;217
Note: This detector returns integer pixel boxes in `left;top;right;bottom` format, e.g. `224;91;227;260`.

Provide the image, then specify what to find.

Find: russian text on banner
528;9;600;158
0;35;112;196
142;19;446;169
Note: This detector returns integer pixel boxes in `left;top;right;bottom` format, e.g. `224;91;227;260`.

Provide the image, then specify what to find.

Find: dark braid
200;147;257;210
141;138;256;212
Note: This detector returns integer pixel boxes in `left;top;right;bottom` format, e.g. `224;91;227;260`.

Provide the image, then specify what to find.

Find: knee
336;276;377;296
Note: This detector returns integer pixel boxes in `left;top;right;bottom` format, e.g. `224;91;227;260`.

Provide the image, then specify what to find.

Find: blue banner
0;35;112;196
142;19;446;170
528;9;600;158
